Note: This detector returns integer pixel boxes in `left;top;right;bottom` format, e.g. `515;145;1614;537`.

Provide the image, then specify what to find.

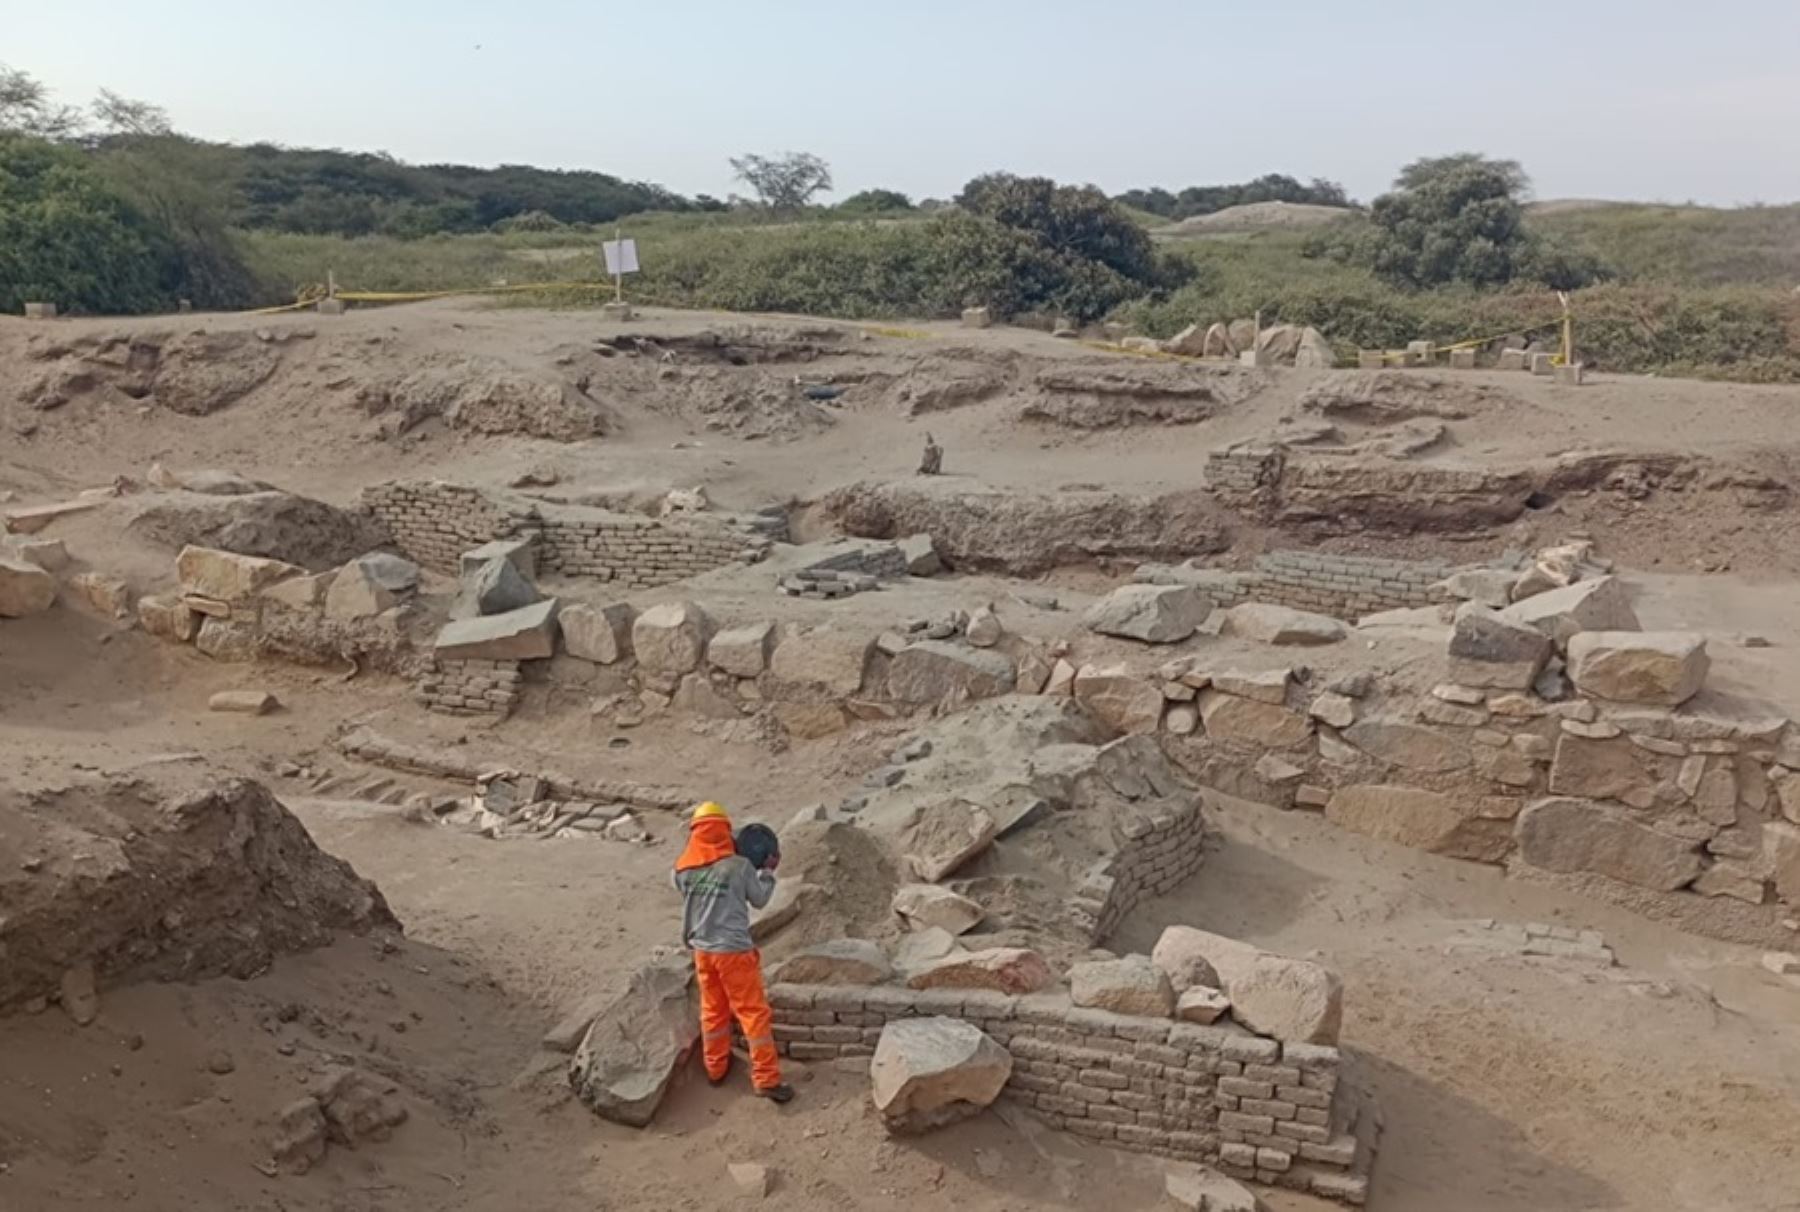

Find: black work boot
754;1083;795;1105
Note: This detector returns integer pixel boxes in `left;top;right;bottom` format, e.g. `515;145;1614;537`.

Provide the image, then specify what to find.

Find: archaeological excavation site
5;301;1800;1212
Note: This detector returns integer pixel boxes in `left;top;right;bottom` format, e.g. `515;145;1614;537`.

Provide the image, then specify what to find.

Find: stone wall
362;481;534;571
417;658;522;717
1071;798;1209;941
532;505;762;589
1137;550;1452;620
769;984;1374;1204
1055;657;1800;937
362;479;766;587
1252;551;1450;617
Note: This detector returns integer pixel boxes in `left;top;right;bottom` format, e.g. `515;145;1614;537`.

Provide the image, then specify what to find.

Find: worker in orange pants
672;802;793;1103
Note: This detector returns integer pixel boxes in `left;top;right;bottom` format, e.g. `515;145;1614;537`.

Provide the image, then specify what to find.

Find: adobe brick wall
769;984;1374;1204
1252;551;1449;617
1070;798;1208;942
362;479;766;587
417;658;521;718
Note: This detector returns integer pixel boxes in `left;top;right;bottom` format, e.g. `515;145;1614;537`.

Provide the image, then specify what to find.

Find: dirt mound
1164;202;1354;235
356;356;618;441
16;328;288;417
885;349;1018;416
817;478;1231;574
1298;371;1530;423
0;770;395;1010
125;487;388;570
1020;362;1268;429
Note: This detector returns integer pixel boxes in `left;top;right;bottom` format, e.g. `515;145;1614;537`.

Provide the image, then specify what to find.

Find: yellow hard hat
691;801;729;823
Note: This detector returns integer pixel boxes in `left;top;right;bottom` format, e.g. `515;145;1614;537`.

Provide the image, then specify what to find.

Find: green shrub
837;188;914;214
0;134;185;313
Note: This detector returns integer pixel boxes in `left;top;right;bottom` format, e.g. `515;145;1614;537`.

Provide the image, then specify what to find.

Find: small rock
1175;987;1230;1024
59;962;99;1026
206;1050;236;1075
207;690;280;715
728;1162;772;1198
1762;952;1800;977
965;605;1003;648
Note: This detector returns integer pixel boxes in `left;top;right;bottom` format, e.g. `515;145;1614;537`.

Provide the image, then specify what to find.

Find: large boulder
1084;584;1210;644
1340;718;1471;772
1202;323;1234;357
1151;925;1244;992
1546;734;1656;805
708;621;775;678
568;951;700;1127
891;884;984;936
1197;691;1312;747
907;947;1053;995
325;555;406;620
1146;926;1339;1043
176;544;303;603
1325;785;1511;862
901;799;997;882
870;1017;1012;1134
768;626;872;696
1514;797;1705;890
1073;664;1165;733
771;939;893;986
1163;324;1208;357
1499;576;1639;646
1292;326;1336;369
886;642;1014;705
433;599;559;661
633;602;713;675
1068;954;1175;1017
0;555;56;618
1223;603;1345;646
1227;319;1257;354
1256;325;1304;363
561;602;635;664
1447;603;1553;689
459;538;537;582
1566;631;1708;707
456;556;538;618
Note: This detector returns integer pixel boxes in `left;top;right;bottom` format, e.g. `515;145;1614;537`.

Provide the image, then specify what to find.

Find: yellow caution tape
860;325;935;340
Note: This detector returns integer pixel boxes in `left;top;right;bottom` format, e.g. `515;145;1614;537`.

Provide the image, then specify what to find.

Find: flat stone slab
433;599;559;661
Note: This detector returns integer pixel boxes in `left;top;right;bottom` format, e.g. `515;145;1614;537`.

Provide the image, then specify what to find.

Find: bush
838;188;913;214
0;134;186;313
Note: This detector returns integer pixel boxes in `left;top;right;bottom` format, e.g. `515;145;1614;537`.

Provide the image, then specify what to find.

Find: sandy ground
6;300;1800;1210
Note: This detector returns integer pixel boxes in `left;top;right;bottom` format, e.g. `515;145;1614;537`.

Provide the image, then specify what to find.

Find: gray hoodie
673;855;776;954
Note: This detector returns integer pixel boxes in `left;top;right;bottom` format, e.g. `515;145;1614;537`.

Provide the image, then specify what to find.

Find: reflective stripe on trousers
693;948;782;1091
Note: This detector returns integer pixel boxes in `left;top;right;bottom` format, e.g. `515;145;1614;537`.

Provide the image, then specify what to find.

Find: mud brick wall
363;481;535;572
417;658;522;717
799;540;908;581
1070;799;1207;941
1250;551;1449;617
768;985;1373;1205
533;509;761;589
1205;446;1285;495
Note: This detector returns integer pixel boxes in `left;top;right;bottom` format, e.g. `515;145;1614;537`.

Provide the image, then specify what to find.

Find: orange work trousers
694;949;781;1091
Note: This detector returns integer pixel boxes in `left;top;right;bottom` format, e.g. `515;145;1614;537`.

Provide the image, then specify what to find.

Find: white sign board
603;239;640;276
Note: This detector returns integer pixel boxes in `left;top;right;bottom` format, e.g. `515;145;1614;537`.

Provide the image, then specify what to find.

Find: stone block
176;545;304;603
434;599;560;662
1554;363;1585;386
1515;797;1705;890
709;621;775;677
634;601;713;674
1566;631;1708;707
1084;584;1211;644
561;601;635;664
1326;785;1511;863
1448;603;1553;689
137;592;200;642
460;538;538;582
1448;348;1477;370
1498;348;1528;371
1530;352;1555;376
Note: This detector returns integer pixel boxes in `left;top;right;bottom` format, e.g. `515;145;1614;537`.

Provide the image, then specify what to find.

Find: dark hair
734;823;780;869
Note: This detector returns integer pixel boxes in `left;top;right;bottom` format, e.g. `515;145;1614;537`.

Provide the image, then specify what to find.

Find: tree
729;151;833;210
1393;153;1528;196
0;64;82;138
956;172;1161;285
1359;155;1532;288
838;188;913;214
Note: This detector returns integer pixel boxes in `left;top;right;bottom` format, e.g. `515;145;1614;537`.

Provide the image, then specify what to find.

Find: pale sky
8;0;1800;205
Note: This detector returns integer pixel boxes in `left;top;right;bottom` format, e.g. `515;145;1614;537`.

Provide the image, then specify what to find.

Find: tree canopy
730;151;833;210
